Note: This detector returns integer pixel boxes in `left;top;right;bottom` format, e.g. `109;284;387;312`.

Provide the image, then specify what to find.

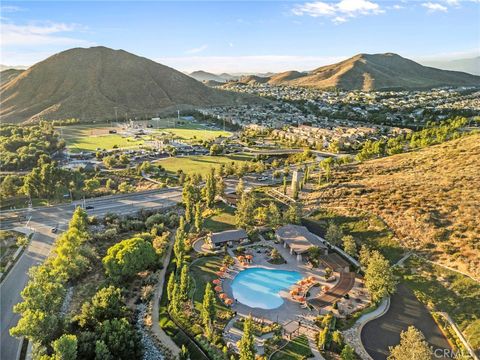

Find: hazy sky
1;0;479;72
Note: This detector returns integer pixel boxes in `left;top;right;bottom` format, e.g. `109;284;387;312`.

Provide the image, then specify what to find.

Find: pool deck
221;238;369;326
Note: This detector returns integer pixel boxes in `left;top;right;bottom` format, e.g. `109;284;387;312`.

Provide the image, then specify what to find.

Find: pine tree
167;273;175;301
204;168;216;208
201;283;216;335
179;265;190;300
388;326;432;360
238;316;255;360
171;282;180;314
194;202;202;233
365;251;397;302
174;217;186;266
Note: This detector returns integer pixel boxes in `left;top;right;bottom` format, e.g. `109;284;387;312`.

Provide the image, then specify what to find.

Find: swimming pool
231;267;302;309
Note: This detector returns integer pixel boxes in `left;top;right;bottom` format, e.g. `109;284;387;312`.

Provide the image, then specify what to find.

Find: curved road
361;283;451;360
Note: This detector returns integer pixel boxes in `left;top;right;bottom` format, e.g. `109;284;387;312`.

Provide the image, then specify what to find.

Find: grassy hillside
305;133;480;279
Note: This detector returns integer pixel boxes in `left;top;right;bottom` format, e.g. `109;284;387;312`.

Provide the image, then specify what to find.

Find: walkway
342;297;390;360
150;243;180;356
309;271;355;309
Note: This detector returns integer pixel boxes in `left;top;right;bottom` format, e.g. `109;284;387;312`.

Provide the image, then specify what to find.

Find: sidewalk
150;243;180;356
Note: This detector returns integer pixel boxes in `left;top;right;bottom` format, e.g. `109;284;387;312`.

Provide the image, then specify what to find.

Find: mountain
419;56;480;76
0;69;25;85
236;53;480;90
189;70;227;83
0;64;28;71
0;47;261;124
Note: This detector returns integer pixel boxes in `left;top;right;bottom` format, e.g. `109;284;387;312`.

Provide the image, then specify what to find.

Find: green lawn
401;257;480;351
157;153;253;176
203;203;236;233
189;256;230;313
149;118;231;141
305;208;404;263
271;335;313;360
58;119;230;152
58;124;145;153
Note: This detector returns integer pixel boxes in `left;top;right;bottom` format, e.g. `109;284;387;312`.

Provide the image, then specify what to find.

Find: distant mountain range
0;64;28;71
234;53;480;90
188;71;276;83
0;47;261;124
419;56;480;76
2;49;479;124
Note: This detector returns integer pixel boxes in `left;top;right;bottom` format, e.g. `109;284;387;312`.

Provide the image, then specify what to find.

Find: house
275;224;327;261
207;229;249;249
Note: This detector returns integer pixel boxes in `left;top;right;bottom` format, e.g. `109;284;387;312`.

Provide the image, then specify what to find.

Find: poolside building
275;224;327;261
207;229;249;250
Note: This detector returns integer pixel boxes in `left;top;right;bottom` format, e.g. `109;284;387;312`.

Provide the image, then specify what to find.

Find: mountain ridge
234;53;480;90
0;46;261;124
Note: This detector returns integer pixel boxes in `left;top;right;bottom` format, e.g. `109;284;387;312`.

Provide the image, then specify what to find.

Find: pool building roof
275;224;327;254
210;229;248;245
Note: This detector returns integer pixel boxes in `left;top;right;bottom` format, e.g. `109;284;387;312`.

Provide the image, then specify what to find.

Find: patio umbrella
220;266;228;272
225;298;234;305
308;276;315;282
216;271;225;277
212;279;221;285
214;286;222;292
219;293;228;299
238;256;245;261
245;255;253;260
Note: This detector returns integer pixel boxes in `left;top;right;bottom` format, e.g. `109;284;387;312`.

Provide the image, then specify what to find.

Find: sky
1;0;479;73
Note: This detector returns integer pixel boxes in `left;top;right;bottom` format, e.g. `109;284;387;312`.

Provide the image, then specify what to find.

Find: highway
0;174;283;359
0;187;184;360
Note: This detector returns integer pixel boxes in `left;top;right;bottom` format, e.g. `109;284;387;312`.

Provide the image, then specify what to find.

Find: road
0;174;282;359
0;187;184;360
360;283;451;360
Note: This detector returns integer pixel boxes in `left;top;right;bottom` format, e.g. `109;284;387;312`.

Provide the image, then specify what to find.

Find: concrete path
150;242;180;356
342;297;390;360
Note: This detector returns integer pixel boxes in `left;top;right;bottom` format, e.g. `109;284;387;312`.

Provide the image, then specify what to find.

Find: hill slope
0;47;259;123
305;134;480;279
237;53;480;90
0;69;25;85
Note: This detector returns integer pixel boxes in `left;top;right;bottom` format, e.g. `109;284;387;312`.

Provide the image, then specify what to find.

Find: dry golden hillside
0;46;260;124
305;134;480;278
237;53;480;90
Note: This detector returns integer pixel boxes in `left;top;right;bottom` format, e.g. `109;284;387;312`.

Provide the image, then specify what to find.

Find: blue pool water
231;267;302;309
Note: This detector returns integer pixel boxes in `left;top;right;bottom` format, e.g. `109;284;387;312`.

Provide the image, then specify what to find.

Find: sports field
157;153;252;176
150;118;231;141
58;119;231;152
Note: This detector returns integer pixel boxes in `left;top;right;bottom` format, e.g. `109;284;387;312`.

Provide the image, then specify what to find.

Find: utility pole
114;107;118;124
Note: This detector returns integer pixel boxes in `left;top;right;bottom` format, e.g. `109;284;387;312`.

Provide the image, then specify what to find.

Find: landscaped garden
270;335;313;360
203;203;237;233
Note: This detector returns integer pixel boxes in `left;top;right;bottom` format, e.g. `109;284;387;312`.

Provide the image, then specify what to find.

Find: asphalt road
0;187;183;360
361;283;451;360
